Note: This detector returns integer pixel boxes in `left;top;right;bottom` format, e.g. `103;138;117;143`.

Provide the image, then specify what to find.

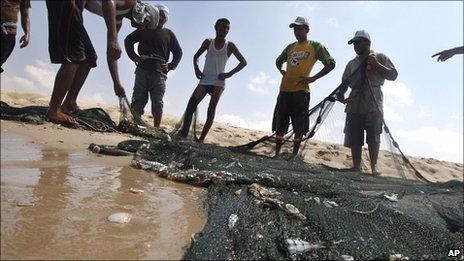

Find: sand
1;90;462;183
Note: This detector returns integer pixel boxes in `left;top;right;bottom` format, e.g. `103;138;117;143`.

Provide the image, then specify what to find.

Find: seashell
234;189;242;196
384;193;398;202
107;212;132;224
129;188;144;194
228;214;238;229
341;255;354;261
286;238;325;254
314;197;321;204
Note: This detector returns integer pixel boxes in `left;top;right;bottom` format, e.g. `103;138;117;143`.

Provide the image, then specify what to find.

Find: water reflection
1;131;206;260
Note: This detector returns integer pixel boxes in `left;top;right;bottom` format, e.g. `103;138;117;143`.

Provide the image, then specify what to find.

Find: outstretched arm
432;46;464;62
19;1;30;48
102;0;125;97
219;42;247;80
193;39;210;79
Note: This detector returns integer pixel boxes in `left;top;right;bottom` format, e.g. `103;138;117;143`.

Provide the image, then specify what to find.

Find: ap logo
448;249;461;257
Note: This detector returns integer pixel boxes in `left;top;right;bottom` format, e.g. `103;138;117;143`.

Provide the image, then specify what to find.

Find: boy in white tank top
177;18;247;142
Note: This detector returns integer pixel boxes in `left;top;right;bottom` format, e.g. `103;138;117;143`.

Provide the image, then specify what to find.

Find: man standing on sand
177;18;247;142
1;0;30;73
273;16;335;156
341;30;398;175
45;0;158;126
125;4;182;128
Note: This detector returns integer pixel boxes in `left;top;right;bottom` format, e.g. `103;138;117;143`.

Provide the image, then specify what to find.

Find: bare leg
46;63;79;125
61;62;92;113
292;135;303;155
350;145;362;171
368;141;380;174
198;87;224;142
275;132;285;157
178;85;208;137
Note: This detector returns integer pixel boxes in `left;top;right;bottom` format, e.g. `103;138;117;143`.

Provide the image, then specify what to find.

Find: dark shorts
1;34;16;73
199;85;224;95
344;112;383;147
46;0;97;67
272;91;310;137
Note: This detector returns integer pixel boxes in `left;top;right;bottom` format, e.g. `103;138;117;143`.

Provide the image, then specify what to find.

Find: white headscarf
132;2;159;29
155;4;169;22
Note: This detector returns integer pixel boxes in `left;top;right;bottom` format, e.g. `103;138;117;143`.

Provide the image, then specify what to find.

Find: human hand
113;82;126;97
107;39;122;60
195;68;204;79
161;63;170;73
366;53;380;70
218;72;232;80
19;33;30;48
432;49;454;62
134;56;142;65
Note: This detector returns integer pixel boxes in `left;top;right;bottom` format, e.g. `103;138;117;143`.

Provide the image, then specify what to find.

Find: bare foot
46;111;79;128
61;102;80;114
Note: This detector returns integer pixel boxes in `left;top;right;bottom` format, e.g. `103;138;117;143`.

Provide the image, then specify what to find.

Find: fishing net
123;138;463;260
233;59;429;183
0;97;171;140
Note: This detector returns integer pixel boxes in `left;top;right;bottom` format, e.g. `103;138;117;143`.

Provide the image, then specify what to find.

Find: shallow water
1;129;206;260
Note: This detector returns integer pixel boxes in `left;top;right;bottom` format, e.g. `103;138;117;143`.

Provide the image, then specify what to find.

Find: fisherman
273;16;335;156
341;30;398;175
177;18;247;142
432;46;463;62
45;0;158;126
1;0;30;73
125;4;182;128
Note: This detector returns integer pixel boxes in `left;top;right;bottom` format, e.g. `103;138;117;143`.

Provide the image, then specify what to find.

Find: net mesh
128;138;463;260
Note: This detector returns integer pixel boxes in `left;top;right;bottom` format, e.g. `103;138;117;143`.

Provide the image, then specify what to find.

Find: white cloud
247;72;277;95
327;18;339;28
24;60;56;89
383;105;404;122
218;114;248;128
1;75;35;91
397;126;463;155
383;81;413;106
248;120;272;132
217;113;271;132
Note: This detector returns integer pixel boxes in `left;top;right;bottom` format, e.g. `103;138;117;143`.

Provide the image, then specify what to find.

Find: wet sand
1;129;206;260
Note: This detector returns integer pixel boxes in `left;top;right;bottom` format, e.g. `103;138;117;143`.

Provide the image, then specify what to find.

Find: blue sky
1;1;463;163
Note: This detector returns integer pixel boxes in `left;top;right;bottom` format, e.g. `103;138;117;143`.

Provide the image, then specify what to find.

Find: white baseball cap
289;16;309;28
348;30;371;44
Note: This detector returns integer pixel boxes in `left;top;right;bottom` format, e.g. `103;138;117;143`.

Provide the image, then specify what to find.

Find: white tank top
199;39;230;87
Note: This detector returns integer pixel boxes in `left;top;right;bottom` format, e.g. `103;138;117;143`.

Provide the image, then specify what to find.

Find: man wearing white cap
341;30;398;175
273;16;335;156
